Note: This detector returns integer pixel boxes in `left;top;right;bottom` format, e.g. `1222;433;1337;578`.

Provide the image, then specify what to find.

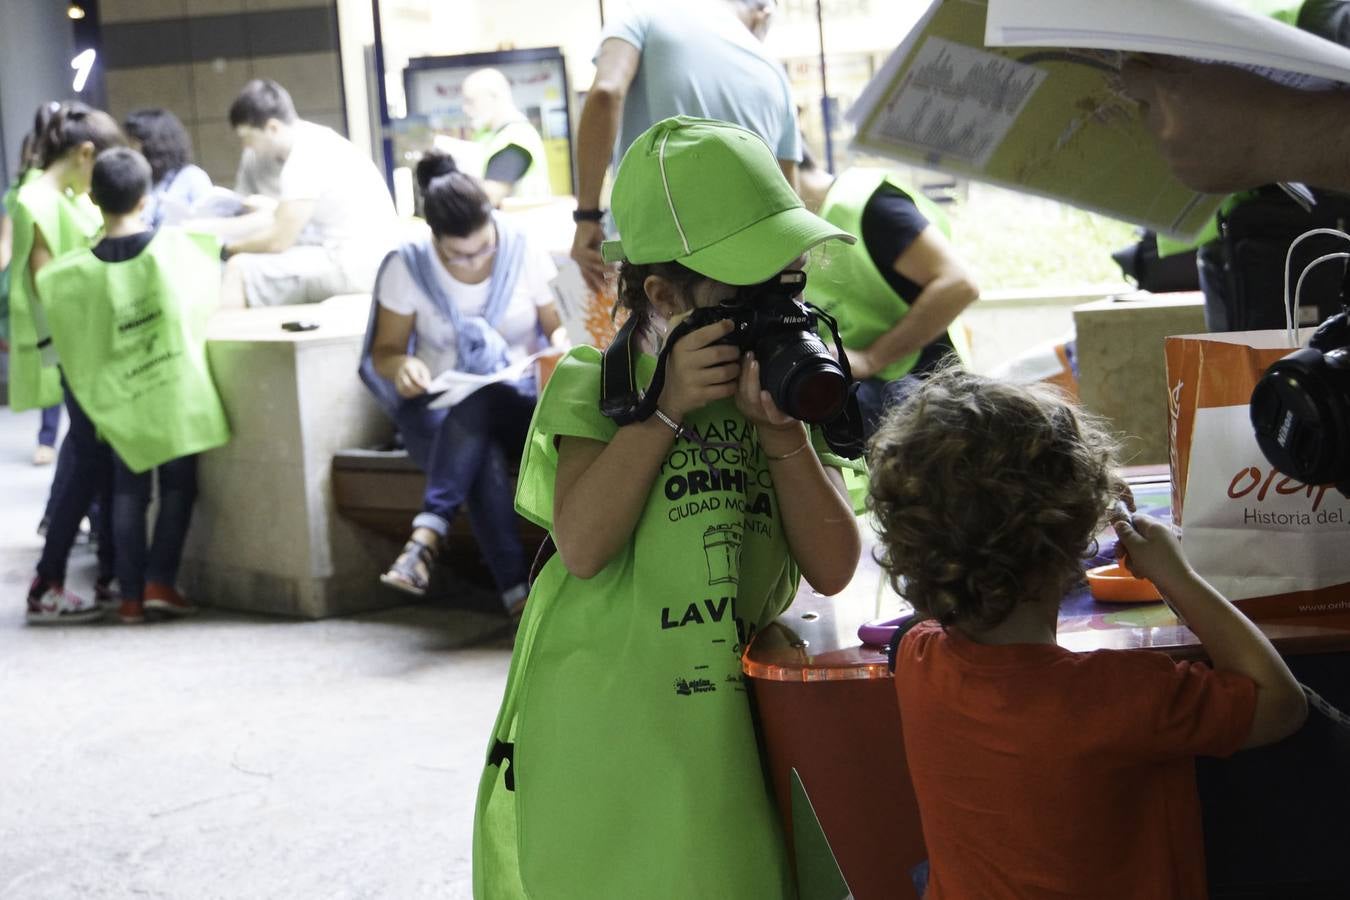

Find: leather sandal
380;538;438;597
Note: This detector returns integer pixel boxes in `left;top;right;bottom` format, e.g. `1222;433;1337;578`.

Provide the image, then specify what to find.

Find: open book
848;0;1350;241
425;350;561;410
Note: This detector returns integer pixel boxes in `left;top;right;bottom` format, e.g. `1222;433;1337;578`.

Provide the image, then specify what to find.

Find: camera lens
758;336;848;423
1251;347;1350;485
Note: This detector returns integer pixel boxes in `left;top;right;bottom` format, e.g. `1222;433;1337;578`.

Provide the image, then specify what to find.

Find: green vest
0;169;40;344
810;168;951;382
6;177;100;411
473;346;866;899
37;228;230;473
479;119;551;199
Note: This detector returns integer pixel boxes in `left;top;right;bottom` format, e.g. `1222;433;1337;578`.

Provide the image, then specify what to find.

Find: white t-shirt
375;237;558;376
279;121;395;269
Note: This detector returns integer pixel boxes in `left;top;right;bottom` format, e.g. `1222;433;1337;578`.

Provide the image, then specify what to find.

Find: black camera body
685;271;850;424
1250;309;1350;495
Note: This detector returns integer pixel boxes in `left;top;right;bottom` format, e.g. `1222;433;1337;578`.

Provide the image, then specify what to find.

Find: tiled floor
0;406;510;898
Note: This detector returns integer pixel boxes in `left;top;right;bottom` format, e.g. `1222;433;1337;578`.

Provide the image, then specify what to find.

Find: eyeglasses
438;229;497;267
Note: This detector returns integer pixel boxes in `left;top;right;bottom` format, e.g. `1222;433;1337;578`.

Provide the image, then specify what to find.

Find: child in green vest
473;116;865;899
1;101;63;466
38;148;230;624
17;102;125;625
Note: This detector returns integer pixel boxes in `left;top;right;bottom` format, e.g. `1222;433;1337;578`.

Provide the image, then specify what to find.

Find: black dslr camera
1250;306;1350;497
684;270;850;423
599;268;864;458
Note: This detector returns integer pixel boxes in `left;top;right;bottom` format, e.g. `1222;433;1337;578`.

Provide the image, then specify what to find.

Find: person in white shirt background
220;79;396;308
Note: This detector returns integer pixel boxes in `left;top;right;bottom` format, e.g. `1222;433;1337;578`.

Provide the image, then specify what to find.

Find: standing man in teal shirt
569;0;799;291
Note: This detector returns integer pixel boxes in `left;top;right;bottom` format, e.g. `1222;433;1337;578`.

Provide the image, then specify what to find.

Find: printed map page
850;0;1219;240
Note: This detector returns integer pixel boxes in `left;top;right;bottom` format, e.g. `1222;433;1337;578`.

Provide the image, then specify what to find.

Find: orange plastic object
1086;563;1163;603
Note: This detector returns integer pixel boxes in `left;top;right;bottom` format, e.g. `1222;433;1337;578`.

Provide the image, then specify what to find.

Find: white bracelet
653;408;688;439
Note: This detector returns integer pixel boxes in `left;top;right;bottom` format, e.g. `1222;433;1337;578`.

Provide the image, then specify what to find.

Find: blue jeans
37;383;114;586
38;404;60;447
111;453;198;601
391;378;536;595
42;441;113;581
911;859;930;897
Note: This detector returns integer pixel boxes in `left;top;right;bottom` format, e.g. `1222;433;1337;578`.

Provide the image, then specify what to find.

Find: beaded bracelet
654;408;692;440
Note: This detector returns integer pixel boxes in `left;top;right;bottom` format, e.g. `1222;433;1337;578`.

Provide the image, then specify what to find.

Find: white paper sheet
986;0;1350;83
425;350;555;410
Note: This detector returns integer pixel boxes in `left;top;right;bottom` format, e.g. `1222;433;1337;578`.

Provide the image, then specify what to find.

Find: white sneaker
25;581;105;625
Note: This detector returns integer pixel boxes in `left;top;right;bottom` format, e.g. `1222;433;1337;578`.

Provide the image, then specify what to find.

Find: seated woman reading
361;151;562;616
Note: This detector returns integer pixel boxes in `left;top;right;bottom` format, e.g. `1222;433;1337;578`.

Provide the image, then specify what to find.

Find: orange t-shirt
896;621;1257;900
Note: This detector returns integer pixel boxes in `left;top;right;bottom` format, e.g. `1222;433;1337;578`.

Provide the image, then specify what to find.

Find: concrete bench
330;448;547;586
178;294;398;618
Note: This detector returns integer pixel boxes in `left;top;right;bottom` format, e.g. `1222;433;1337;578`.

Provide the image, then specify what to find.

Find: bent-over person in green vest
797;150;979;440
461;68;553;206
18;103;126;626
38;148;230;626
472;117;866;899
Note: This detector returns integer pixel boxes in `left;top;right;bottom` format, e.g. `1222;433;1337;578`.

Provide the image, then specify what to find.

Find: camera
684;270;850;424
599;268;865;458
1250;308;1350;495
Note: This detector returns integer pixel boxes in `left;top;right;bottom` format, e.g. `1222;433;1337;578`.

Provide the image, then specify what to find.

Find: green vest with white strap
480;119;552;199
6;178;100;411
37;228;231;472
809;167;951;383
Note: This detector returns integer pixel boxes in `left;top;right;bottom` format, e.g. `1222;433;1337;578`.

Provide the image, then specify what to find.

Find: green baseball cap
601;116;855;285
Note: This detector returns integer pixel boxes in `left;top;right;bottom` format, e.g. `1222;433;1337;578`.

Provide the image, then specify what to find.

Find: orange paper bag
1166;329;1350;624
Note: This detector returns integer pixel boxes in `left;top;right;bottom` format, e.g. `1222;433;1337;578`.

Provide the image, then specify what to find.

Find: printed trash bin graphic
703;523;744;585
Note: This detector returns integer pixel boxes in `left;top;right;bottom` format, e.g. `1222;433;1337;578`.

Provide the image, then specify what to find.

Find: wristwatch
571;207;606;223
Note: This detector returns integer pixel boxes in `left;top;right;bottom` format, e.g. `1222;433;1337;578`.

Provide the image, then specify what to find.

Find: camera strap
813;306;866;460
599;312;696;427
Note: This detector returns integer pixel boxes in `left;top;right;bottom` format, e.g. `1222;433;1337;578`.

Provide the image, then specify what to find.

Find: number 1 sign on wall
71;49;95;93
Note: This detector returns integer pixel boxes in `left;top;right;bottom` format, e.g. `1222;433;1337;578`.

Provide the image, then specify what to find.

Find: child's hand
657;319;741;420
736;352;796;430
396;356;432;398
1112;513;1195;597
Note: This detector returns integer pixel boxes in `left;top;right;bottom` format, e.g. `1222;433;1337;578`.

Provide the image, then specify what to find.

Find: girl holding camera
472;117;863;899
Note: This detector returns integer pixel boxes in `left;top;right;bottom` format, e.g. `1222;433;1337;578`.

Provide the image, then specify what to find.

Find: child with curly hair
868;369;1307;899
